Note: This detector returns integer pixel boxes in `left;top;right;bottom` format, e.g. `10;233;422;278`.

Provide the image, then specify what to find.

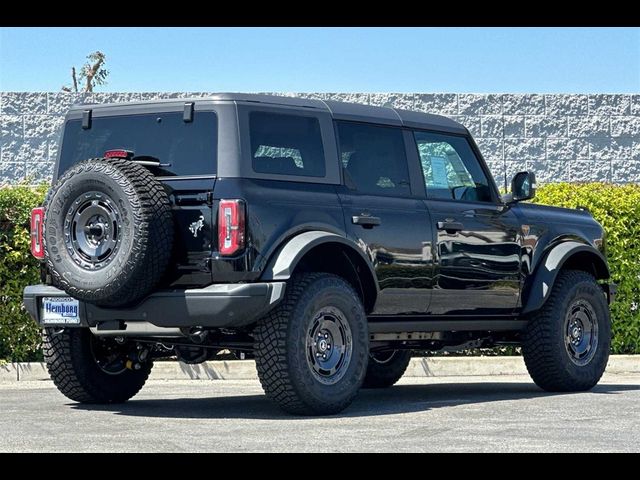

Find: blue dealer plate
41;297;80;325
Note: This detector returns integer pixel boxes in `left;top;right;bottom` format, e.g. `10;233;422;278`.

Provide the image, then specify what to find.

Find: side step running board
367;318;527;333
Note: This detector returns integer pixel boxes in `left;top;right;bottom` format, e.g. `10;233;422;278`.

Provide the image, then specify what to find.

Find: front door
336;121;433;315
412;130;521;315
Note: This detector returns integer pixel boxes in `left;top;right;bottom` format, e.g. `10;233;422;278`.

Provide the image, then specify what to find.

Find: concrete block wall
1;92;639;185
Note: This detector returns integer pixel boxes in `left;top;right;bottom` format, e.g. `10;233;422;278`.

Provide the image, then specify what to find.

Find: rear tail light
218;199;245;256
30;207;45;259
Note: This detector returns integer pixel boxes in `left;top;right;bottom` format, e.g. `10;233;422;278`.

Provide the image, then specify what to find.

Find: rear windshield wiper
131;155;172;168
103;149;171;168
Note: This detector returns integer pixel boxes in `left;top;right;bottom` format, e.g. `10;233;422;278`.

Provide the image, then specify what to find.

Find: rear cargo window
58;112;217;177
249;112;326;178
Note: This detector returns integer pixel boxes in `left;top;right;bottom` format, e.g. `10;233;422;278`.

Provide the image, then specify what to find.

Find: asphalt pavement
1;374;639;452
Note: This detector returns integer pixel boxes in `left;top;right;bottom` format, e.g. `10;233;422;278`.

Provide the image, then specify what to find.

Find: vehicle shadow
70;381;640;420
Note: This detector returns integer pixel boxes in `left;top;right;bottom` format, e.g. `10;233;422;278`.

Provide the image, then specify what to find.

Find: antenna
503;159;508;193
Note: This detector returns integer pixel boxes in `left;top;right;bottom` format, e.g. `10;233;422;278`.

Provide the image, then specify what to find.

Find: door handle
437;220;464;234
352;215;382;229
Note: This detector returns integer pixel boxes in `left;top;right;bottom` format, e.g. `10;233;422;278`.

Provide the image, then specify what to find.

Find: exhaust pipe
90;321;185;338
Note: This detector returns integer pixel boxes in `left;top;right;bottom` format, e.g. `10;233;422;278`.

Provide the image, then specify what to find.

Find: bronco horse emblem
189;215;205;238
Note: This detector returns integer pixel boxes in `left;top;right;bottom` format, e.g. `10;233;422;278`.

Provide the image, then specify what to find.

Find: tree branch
71;67;78;93
84;56;105;93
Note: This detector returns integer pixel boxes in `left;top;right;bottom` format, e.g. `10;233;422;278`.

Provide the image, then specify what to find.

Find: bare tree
62;51;109;93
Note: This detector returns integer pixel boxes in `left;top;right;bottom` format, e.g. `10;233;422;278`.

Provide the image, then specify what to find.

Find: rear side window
249;112;326;177
58;112;217;177
336;121;410;197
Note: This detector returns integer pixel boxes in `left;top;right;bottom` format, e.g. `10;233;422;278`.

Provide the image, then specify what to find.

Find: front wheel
254;273;369;415
522;270;610;392
43;328;152;403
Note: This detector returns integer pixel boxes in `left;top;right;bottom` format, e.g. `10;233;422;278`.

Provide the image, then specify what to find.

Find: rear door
57;108;218;287
411;130;522;315
336;121;434;315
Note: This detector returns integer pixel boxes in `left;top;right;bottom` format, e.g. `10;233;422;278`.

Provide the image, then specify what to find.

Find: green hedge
535;183;640;354
0;184;47;361
0;182;638;360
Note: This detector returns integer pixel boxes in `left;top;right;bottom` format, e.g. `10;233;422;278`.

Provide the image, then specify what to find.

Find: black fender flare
261;230;378;287
521;241;610;315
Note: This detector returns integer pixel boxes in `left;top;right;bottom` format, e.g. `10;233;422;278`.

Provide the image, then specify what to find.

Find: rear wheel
522;270;610;392
254;273;369;415
362;350;412;389
43;328;152;403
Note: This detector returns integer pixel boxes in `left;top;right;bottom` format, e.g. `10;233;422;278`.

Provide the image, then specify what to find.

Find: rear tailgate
165;178;216;287
56;109;219;288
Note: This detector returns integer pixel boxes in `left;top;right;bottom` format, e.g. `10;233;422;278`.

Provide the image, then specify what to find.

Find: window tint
337;122;410;197
249;112;325;177
58;112;217;177
414;131;493;202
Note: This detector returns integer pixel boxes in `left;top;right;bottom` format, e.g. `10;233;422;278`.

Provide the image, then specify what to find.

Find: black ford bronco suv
23;93;614;415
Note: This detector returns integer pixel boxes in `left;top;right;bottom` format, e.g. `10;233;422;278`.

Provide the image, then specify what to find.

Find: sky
0;27;638;93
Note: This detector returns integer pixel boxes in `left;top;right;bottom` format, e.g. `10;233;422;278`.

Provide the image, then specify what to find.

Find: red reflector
30;207;45;259
104;149;134;159
218;199;245;256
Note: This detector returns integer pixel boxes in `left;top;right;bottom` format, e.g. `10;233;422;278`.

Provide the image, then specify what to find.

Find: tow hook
188;327;208;344
603;283;617;305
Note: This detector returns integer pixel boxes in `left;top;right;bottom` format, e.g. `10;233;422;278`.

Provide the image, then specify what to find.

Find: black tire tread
43;328;151;403
522;269;609;392
362;350;412;389
254;272;367;415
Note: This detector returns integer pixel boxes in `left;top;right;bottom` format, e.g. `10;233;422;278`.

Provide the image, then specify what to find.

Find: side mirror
509;171;536;202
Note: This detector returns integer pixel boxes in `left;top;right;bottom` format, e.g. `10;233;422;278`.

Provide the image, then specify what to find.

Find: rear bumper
23;282;286;329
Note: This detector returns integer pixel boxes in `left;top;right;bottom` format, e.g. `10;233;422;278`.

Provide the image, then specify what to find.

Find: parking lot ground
1;373;639;452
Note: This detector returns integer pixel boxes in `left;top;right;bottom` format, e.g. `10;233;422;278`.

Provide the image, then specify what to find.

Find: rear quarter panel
211;178;346;281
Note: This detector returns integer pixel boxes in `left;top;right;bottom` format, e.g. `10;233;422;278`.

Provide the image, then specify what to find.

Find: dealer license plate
41;297;80;325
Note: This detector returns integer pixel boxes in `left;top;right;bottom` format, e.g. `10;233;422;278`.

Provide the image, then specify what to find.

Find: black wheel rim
305;306;353;385
63;191;122;270
370;351;397;365
90;335;129;375
564;299;599;366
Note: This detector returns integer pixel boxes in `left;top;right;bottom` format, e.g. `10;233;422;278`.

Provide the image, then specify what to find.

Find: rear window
58;111;217;177
249;111;326;178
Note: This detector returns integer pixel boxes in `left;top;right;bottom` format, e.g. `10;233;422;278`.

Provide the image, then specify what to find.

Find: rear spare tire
44;158;173;307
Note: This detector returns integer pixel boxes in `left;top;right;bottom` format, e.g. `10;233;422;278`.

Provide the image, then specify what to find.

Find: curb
1;355;639;383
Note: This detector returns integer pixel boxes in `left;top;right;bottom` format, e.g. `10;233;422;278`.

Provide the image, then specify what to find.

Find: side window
249;111;326;177
414;131;493;202
336;121;411;197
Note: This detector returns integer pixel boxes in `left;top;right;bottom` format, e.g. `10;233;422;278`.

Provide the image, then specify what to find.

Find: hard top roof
71;92;467;133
